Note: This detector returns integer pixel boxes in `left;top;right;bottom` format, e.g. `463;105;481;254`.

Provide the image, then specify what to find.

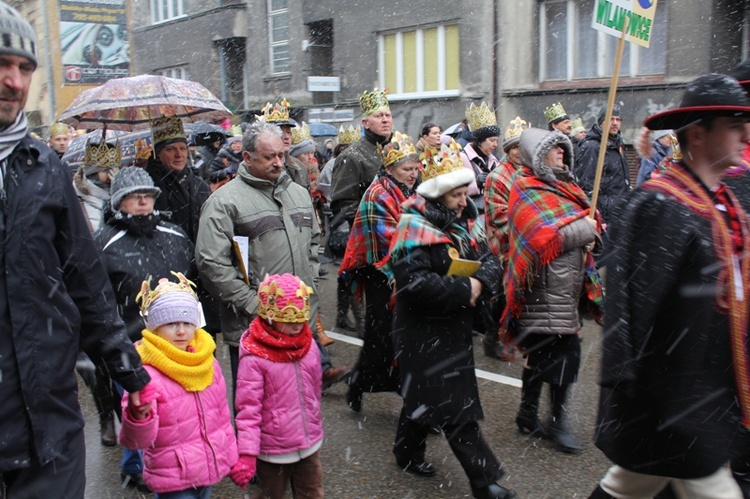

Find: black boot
100;413;117;446
336;278;357;331
516;369;550;439
589;485;616;499
549;383;581;454
346;370;363;413
350;296;365;337
471;483;516;499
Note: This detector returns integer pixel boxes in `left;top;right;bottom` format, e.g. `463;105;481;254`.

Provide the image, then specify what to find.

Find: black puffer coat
94;208;195;342
0;136;149;470
574;124;630;224
391;198;501;425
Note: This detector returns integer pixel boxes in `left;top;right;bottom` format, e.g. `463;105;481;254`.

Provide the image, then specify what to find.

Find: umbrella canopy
59;74;231;131
307;122;338;137
443;122;463;136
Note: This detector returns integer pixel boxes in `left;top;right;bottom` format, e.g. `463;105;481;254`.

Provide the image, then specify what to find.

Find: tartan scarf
644;161;750;428
501;166;603;331
137;328;216;392
340;172;412;283
242;317;312;363
381;195;486;278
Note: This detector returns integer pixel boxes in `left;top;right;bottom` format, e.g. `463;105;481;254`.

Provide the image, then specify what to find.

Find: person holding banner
589;73;750;499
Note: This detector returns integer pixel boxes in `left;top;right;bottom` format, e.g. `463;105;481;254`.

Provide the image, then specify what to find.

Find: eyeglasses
124;192;156;202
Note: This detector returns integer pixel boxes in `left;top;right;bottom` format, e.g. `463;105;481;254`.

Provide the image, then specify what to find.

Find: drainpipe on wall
39;0;57;125
491;0;499;111
218;43;227;103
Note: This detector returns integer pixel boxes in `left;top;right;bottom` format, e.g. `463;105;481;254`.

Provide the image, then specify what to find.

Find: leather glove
230;455;257;488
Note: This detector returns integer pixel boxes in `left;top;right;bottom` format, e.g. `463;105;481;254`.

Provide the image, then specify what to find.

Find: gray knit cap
110;167;161;210
0;2;37;68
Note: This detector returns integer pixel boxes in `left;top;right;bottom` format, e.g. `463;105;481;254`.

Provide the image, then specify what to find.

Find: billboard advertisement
59;0;130;84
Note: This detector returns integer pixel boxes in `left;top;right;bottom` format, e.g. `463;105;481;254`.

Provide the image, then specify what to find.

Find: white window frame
377;24;460;101
539;0;666;82
268;0;290;75
157;66;189;80
150;0;185;25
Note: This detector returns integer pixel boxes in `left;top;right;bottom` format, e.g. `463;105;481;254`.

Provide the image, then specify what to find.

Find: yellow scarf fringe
137;328;216;392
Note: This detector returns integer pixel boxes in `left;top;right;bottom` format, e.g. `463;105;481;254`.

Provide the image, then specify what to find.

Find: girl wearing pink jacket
230;273;324;499
120;272;238;498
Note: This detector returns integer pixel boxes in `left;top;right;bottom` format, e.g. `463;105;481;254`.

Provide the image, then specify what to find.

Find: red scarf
242;318;312;363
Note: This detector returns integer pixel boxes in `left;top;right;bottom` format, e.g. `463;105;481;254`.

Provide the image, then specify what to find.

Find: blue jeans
155;485;212;499
114;381;144;475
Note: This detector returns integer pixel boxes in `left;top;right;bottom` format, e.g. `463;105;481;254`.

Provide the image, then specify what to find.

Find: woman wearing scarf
340;132;420;413
385;140;515;499
500;128;602;455
460;102;501;220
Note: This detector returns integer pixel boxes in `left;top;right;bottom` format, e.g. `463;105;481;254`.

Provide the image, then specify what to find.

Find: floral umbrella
58;74;231;131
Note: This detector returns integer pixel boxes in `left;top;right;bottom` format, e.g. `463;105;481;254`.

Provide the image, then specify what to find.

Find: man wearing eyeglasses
93;166;196;492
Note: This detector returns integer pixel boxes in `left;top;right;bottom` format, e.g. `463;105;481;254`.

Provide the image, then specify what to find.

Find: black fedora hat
730;58;750;91
644;74;750;131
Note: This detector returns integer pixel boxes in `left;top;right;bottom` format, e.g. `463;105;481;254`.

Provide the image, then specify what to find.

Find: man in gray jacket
196;122;347;388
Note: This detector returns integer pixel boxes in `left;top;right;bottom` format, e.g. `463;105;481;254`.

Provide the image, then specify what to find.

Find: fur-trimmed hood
518;128;574;183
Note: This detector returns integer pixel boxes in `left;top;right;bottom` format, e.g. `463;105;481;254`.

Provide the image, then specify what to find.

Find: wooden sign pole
589;16;629;218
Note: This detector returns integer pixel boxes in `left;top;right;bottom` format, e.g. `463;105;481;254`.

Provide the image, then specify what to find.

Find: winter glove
476;170;488;189
230;455;257;488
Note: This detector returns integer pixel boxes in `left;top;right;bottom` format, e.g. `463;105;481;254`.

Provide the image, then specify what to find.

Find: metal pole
39;0;57;125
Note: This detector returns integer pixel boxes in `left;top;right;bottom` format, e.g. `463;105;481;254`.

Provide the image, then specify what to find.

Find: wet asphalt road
81;260;612;498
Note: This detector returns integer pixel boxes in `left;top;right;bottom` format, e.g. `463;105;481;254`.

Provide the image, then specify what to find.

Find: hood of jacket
518;128;575;183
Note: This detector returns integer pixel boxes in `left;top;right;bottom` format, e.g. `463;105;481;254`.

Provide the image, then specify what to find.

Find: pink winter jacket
120;361;238;494
234;330;323;459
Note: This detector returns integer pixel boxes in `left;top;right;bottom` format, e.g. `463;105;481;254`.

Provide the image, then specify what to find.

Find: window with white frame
539;0;667;81
268;0;290;74
378;24;460;100
150;0;184;24
157;66;189;80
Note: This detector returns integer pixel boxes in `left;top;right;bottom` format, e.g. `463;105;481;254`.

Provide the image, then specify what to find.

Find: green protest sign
593;0;659;48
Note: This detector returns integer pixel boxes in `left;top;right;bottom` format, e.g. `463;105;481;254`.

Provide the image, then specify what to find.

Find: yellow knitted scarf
136;328;216;392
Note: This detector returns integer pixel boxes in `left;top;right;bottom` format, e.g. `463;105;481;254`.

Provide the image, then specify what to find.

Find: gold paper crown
151;116;186;146
256;98;291;124
419;139;464;182
84;138;121;170
466;102;497;132
377;131;417;168
359;89;389;116
503;116;528;142
49;122;70;138
258;274;314;324
229;125;243;137
569;117;586;135
291;122;313;146
136;272;198;317
544;102;568;124
670;134;682;161
337;125;359;145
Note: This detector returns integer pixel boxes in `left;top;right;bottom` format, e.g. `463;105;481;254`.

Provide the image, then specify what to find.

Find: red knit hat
257;273;313;323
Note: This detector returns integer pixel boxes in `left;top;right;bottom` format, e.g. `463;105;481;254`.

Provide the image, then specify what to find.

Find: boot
335;278;357;332
515;369;550;439
100;413;116;447
346;370;363;412
471;483;516;499
549;383;581;454
316;315;334;346
350;296;365;337
588;485;616;499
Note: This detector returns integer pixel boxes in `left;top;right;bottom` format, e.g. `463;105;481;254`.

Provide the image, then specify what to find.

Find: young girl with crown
230;273;324;499
119;272;238;498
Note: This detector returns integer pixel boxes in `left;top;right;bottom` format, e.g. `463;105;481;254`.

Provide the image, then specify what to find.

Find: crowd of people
4;1;750;498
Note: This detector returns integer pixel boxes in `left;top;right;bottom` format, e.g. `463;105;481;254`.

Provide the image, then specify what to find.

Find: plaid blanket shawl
501;166;603;333
380;196;486;279
645;161;750;428
339;174;411;283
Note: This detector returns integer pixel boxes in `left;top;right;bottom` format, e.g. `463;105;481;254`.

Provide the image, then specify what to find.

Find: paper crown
503;116;528;142
570;117;586;135
338;125;360;145
544;102;568;124
256;98;292;125
136;271;198;317
257;273;314;324
84;138;121;170
377;131;417;168
291;121;313;145
49;122;69;138
229;124;243;137
419;139;464;182
359;89;389;116
466;102;497;132
151;116;186;146
669;134;682;161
